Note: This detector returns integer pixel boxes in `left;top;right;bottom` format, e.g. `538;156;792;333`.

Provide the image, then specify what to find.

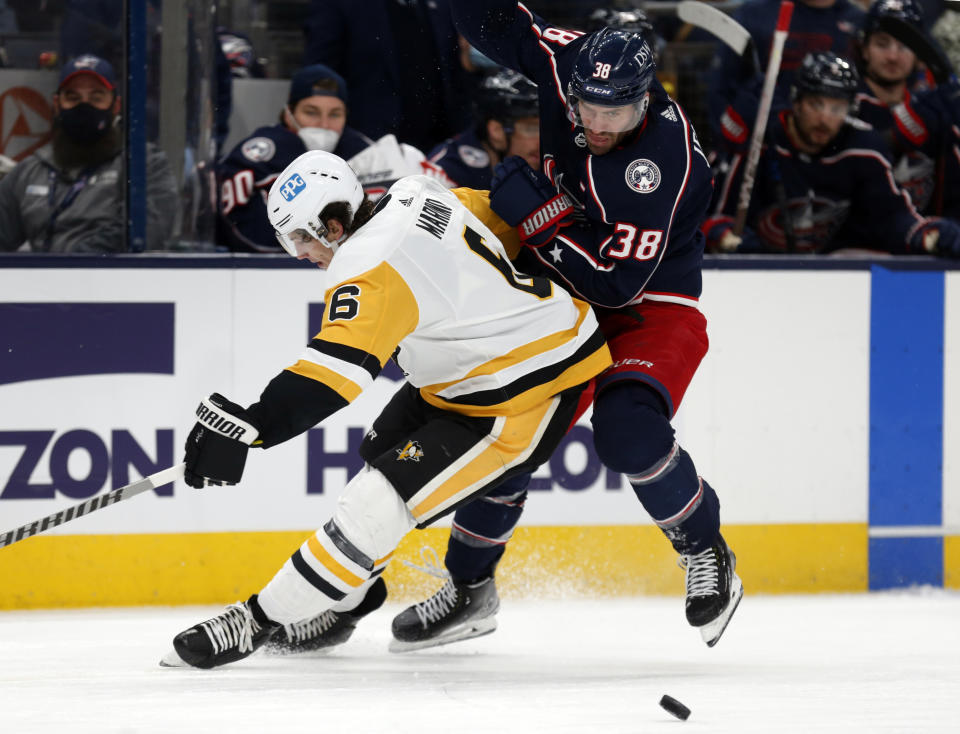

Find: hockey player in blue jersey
704;51;960;255
852;0;960;218
216;64;375;252
384;3;743;651
424;68;540;189
709;0;865;150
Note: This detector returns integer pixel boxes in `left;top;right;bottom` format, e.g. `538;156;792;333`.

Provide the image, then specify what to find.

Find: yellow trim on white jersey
451;187;523;260
285;175;610;415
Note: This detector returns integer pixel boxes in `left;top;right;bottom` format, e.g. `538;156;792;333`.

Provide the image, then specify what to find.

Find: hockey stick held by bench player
0;463;185;550
678;0;797;250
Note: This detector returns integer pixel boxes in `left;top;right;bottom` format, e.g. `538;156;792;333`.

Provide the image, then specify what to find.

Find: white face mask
297;126;341;152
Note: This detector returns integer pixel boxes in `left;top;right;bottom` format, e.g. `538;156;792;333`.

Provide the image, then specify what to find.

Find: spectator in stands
424;68;540;189
707;0;866;149
0;54;178;252
216;63;379;252
854;0;960;217
302;0;472;153
702;51;960;256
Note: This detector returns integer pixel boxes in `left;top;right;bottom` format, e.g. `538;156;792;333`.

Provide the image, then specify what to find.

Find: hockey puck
659;694;691;721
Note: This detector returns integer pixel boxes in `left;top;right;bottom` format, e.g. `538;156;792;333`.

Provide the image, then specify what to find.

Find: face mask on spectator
297;126;340;152
285;105;342;152
57;103;114;144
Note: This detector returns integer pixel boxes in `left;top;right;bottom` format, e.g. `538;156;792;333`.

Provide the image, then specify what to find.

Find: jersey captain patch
625;158;661;194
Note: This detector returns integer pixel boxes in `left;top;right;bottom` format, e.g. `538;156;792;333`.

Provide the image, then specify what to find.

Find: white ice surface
2;591;959;733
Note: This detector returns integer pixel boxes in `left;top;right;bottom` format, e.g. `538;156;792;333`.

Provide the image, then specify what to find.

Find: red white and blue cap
58;54;117;92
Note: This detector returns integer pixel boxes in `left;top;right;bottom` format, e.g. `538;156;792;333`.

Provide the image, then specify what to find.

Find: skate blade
388;616;497;653
698;575;744;648
158;648;190;668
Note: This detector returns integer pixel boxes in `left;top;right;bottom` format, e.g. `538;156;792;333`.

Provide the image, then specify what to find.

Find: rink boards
0;257;957;608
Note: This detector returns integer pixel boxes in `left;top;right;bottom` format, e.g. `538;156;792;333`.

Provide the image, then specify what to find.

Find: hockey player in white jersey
162;150;611;668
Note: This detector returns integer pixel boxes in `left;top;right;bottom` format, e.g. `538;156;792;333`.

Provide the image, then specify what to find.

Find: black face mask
56;103;114;144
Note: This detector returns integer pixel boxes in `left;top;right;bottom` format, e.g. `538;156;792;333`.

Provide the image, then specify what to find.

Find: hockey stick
733;0;793;238
0;463;185;549
679;0;797;250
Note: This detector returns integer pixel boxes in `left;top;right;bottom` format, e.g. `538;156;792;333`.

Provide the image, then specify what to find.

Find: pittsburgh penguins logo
396;440;424;462
625;158;661;193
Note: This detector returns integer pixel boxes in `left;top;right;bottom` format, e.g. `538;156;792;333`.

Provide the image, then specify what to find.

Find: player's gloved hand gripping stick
183;393;260;489
490;156;574;247
1;394;260;549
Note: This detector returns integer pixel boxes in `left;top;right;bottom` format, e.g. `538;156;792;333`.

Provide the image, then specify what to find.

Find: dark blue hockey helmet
475;69;539;124
791;52;860;103
586;7;654;36
567;29;656;130
861;0;924;41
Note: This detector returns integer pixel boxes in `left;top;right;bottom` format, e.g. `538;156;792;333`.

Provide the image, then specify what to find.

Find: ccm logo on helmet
584;85;614;96
196;404;249;440
279;173;306;201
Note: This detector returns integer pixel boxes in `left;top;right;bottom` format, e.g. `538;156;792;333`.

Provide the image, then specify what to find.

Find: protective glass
566;95;648;133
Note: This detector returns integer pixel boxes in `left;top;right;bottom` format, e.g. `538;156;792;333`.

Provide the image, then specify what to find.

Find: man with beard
708;0;865;149
853;0;960;218
0;55;178;253
703;51;960;255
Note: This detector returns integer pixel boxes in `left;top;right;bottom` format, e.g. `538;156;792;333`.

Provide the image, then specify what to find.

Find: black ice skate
680;535;743;647
160;595;279;669
390;576;500;652
264;577;388;655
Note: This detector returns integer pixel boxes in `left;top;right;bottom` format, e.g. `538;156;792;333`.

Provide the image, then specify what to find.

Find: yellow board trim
0;523;885;610
946;535;960;589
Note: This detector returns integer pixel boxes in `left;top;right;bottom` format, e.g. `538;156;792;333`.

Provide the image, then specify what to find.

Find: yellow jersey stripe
320;261;420;366
286;360;365;403
451;187;522;260
424;299;593;394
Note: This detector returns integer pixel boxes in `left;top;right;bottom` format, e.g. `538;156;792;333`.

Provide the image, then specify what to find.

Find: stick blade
677;0;752;55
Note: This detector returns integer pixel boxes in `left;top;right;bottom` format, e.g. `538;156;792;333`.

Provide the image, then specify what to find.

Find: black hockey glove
490;156;573;247
183;393;260;489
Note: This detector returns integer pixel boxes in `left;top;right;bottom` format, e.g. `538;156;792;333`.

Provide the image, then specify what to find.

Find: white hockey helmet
267;150;364;257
